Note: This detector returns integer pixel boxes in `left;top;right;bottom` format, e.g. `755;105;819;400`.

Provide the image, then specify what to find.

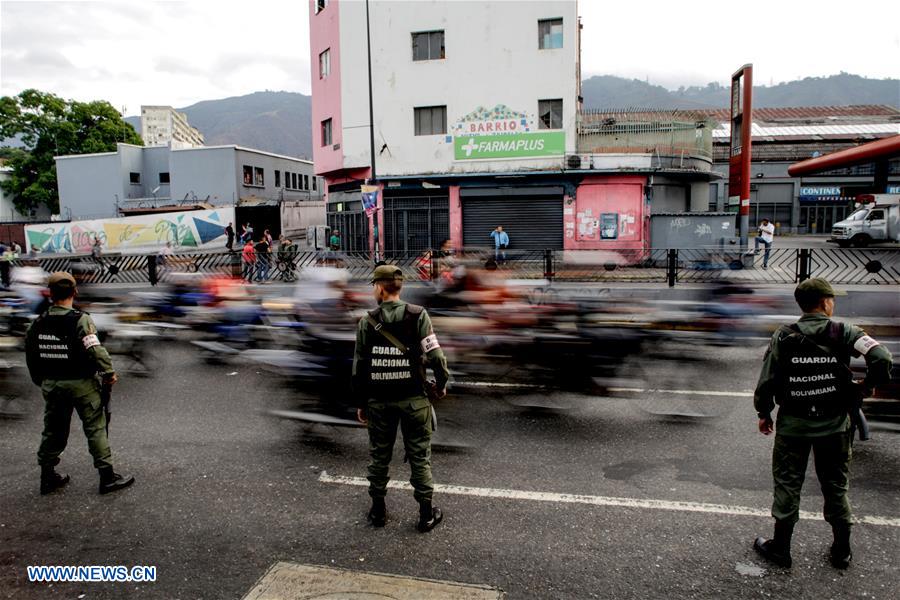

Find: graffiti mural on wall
25;208;236;254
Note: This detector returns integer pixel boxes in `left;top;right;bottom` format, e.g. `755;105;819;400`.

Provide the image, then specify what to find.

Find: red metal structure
788;135;900;193
729;65;753;247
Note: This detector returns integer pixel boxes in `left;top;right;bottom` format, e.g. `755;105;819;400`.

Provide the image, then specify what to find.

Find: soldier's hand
434;387;447;399
356;408;368;425
104;373;119;386
758;417;774;435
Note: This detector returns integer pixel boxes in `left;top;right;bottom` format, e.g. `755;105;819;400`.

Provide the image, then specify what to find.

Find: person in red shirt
241;239;257;282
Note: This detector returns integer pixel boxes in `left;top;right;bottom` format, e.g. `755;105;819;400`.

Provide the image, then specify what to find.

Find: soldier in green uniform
353;265;450;532
25;272;135;495
753;278;892;569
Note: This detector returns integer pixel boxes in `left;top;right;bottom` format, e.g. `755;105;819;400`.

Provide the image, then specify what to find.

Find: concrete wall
57;144;325;219
309;0;345;175
650;183;690;214
329;0;578;176
56;152;123;219
169;146;237;206
142;146;172;199
280;200;326;238
234;149;322;203
568;176;647;250
119;144;145;200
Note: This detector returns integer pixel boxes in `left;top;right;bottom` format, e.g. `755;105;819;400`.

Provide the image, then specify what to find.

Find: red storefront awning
788;134;900;176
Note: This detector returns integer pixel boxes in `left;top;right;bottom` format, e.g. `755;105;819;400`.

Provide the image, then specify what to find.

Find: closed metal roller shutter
462;190;563;250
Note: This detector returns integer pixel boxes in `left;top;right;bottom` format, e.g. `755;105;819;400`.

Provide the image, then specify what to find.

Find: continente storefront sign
452;104;565;161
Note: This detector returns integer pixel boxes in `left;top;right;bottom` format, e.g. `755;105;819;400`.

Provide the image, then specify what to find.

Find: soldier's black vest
363;304;426;400
775;321;851;419
27;310;96;380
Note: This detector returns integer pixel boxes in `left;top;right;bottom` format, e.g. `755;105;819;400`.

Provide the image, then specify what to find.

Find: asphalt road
1;337;898;599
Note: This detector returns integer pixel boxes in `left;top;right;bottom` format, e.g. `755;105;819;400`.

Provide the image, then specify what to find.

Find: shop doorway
383;192;449;258
798;204;850;234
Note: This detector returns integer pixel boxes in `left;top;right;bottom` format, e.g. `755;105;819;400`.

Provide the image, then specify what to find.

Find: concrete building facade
309;0;715;255
55;144;325;239
706;107;900;234
141;106;205;148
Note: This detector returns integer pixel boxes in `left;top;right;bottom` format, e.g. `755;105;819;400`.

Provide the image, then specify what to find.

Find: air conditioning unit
566;154;590;170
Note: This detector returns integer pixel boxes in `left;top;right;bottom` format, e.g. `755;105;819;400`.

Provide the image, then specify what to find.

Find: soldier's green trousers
37;387;112;470
366;396;434;503
771;432;852;525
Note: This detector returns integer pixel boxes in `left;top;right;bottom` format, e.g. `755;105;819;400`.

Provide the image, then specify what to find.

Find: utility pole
365;0;380;262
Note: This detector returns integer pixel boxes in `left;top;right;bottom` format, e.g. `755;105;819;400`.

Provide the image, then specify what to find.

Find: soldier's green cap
371;265;404;284
47;271;76;288
794;277;846;304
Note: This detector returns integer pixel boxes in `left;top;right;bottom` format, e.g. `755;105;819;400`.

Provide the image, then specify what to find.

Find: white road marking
453;381;543;389
455;382;754;397
319;471;900;528
608;388;754;397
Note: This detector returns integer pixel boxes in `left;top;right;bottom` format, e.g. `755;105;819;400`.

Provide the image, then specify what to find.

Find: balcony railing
578;109;717;162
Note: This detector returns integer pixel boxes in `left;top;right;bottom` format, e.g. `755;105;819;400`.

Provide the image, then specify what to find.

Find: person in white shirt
751;219;776;268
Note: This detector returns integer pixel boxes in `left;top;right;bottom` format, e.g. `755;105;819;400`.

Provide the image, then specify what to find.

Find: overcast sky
1;0;898;115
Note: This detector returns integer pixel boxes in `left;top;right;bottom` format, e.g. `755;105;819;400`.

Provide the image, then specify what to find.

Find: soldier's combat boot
367;497;386;527
40;466;70;495
416;500;443;533
98;467;134;495
754;519;794;568
830;523;852;569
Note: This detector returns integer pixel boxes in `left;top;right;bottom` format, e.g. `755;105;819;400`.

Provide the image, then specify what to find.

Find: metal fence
10;247;899;286
578;109;715;161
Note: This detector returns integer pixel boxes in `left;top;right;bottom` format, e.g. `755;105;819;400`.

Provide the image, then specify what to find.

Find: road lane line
319;471;900;527
608;388;754;397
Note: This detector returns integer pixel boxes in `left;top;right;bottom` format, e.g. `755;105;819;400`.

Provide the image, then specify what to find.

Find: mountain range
127;73;899;159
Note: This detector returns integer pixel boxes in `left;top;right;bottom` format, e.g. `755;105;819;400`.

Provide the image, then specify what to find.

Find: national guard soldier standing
753;278;892;569
25;272;135;495
353;265;450;532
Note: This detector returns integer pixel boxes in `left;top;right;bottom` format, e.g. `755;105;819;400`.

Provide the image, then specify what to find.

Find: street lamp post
365;0;380;262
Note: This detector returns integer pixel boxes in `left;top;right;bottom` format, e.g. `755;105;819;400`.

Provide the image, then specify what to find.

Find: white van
829;195;900;248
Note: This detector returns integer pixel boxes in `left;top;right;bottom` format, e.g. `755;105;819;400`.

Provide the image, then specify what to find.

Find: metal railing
578;109;715;161
9;247;899;286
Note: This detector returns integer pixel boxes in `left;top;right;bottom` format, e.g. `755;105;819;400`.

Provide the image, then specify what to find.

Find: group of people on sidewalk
240;231;299;283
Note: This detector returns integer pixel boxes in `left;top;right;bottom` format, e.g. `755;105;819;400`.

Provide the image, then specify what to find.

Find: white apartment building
311;0;581;254
313;0;578;178
310;0;713;256
141;106;205;148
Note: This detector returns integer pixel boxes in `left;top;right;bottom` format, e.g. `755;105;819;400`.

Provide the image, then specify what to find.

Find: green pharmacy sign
454;131;565;160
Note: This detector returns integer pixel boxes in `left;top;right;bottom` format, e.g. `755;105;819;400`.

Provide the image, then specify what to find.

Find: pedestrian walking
241;239;257;282
353;265;450;532
24;272;135;495
225;222;235;252
490;226;509;264
748;218;776;268
254;237;271;282
753;278;893;569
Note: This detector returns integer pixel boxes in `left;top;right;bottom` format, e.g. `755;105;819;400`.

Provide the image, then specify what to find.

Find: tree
0;89;142;215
